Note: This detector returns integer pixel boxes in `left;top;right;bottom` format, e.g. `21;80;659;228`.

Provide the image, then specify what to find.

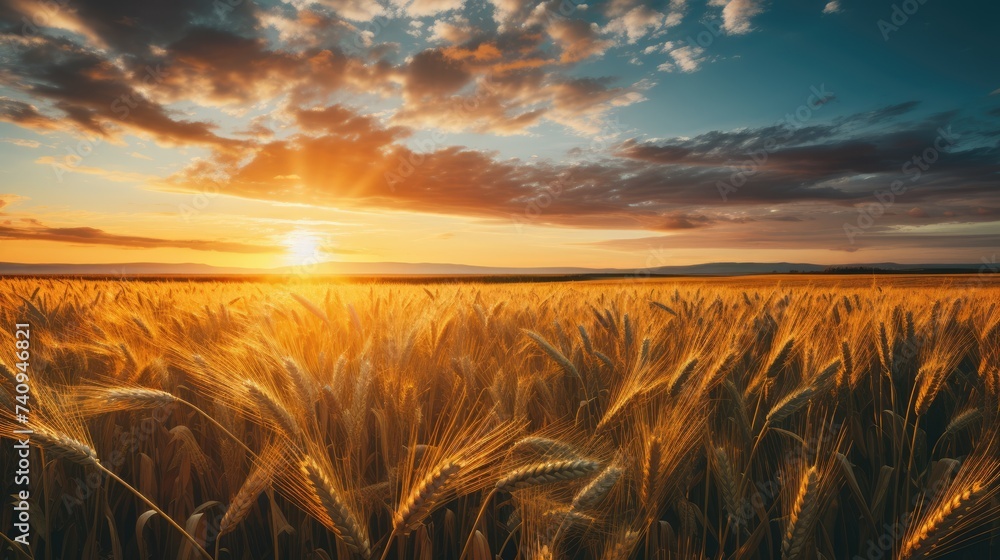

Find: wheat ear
641;436;663;508
766;385;815;425
512;436;582;459
219;462;272;537
571;465;623;510
100;387;178;408
393;460;462;534
496;459;601;491
781;466;820;560
898;482;986;560
712;447;739;526
244;380;301;439
301;456;372;559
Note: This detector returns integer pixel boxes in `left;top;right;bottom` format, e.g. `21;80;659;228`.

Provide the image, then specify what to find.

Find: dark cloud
546;18;612;63
0;0;258;55
0;98;62;131
0;222;280;253
159;101;1000;251
1;38;240;149
156;27;299;105
405;49;473;99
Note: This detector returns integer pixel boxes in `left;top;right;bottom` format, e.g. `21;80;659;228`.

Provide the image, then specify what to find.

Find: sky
0;0;998;270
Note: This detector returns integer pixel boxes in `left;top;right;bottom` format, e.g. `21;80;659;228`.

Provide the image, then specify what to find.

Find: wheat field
1;276;999;560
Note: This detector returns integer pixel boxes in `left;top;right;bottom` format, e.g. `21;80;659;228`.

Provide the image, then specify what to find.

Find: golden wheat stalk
898;482;987;560
765;337;796;379
393;460;462;534
99;386;178;408
944;408;983;438
840;341;853;386
512;436;582;459
712;447;739;526
571;464;622;510
812;359;841;393
283;357;316;404
524;330;582;382
291;293;331;326
244;380;301;438
301;456;372;559
766;385;815;425
496;459;601;491
782;466;820;560
667;357;699;396
914;365;946;416
219;461;272;536
640;436;663;507
32;426;101;468
723;380;753;441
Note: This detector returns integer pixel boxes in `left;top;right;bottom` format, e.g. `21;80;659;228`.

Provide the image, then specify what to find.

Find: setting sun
282;230;324;268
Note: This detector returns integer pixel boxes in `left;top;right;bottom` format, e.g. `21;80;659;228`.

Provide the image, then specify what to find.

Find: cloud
0;0;259;55
1;138;42;148
822;1;841;14
405;48;473;99
35;156;160;183
658;213;714;230
0;221;280;253
547;18;613;63
0;44;242;150
0;0;646;145
0;98;64;132
392;35;647;136
0;194;28;210
258;9;355;48
658;43;706;73
428;15;475;44
311;0;386;22
487;0;534;25
152;101;1000;248
708;0;765;35
604;5;667;43
391;0;465;17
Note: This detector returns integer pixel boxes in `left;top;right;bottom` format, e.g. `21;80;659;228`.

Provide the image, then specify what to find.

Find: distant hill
0;262;257;275
0;261;992;277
